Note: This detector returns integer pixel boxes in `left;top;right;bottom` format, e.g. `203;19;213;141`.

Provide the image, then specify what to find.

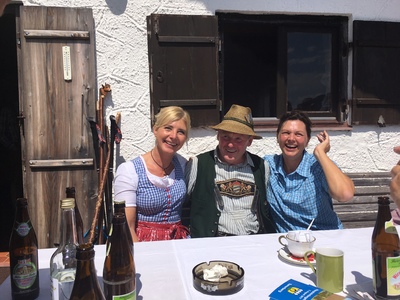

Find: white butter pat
203;264;228;282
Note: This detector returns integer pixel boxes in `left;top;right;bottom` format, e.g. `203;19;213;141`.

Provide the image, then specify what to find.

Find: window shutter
352;20;400;125
147;14;220;127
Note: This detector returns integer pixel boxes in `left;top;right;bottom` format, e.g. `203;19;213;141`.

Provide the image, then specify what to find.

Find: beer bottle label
112;289;136;300
385;219;398;234
387;256;400;296
51;268;76;300
12;255;37;289
15;221;32;237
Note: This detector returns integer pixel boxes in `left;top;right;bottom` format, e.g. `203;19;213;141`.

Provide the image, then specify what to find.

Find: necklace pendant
151;149;172;176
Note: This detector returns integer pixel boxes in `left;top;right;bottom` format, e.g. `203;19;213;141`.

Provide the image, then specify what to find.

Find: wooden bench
334;172;394;228
182;172;396;229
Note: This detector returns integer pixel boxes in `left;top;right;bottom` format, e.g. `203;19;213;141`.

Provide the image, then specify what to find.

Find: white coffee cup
278;230;316;257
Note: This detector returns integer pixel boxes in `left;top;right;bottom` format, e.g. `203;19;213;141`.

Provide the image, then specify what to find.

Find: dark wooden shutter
352;20;400;125
17;6;97;248
147;14;220;127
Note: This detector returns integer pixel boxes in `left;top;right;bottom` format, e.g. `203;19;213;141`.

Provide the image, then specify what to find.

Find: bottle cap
16;198;28;205
114;200;126;205
378;196;390;204
61;198;76;209
76;243;95;260
66;186;76;193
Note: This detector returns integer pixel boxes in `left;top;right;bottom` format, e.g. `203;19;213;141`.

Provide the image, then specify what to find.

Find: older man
0;0;11;16
185;104;275;238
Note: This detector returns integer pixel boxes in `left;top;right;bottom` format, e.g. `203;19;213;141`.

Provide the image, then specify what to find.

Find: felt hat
211;104;262;139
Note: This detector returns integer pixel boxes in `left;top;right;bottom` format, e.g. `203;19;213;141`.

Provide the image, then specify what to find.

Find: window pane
287;32;332;112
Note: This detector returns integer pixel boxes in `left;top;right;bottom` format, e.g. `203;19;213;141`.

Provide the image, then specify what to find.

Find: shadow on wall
105;0;128;15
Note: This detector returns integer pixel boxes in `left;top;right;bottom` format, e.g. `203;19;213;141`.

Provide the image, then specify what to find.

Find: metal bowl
192;260;245;295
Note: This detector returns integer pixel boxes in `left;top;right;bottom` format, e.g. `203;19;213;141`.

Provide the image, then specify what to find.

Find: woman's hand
314;130;331;158
313;130;354;202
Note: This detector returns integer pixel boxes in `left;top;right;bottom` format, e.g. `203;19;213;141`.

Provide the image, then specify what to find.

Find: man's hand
390;146;400;207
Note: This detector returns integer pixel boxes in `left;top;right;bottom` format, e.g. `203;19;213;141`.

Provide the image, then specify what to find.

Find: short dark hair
277;110;312;139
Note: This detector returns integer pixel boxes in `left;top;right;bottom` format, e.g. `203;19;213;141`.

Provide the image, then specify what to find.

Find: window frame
217;13;350;131
148;13;400;129
277;26;339;118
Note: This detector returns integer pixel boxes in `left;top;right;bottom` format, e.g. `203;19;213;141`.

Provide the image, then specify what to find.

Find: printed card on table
269;279;345;300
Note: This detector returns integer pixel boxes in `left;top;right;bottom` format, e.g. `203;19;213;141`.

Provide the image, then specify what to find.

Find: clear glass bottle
69;243;105;300
372;196;400;299
50;198;78;299
66;187;85;244
9;198;40;300
103;213;136;300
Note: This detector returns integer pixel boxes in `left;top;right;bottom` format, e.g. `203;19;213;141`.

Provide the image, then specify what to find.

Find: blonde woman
114;106;191;242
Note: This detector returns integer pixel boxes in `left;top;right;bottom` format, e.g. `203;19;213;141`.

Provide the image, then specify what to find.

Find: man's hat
211;104;262;139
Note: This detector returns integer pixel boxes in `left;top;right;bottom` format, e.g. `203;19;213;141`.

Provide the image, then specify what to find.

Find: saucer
278;247;316;267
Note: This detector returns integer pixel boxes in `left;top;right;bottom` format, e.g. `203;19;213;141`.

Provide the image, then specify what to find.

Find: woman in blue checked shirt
264;110;355;233
114;106;191;242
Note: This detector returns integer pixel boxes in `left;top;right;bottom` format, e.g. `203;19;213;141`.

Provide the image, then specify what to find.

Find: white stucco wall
20;0;400;173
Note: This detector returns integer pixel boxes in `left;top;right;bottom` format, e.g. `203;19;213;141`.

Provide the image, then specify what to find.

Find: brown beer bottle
114;200;134;251
69;243;105;300
66;187;85;244
372;196;400;299
9;198;40;300
103;213;136;300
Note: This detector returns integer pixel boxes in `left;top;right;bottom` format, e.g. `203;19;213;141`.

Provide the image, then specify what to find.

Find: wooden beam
24;30;90;40
29;158;93;168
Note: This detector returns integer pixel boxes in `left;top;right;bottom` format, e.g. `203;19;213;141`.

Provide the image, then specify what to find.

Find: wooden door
17;6;98;248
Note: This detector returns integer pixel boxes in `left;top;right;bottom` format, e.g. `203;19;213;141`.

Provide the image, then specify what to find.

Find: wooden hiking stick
94;83;111;244
89;141;111;244
97;84;111;184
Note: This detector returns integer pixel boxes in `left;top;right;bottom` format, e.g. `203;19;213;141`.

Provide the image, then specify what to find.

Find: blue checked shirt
264;151;343;233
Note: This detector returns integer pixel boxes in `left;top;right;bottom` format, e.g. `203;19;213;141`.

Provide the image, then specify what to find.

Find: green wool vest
189;150;275;238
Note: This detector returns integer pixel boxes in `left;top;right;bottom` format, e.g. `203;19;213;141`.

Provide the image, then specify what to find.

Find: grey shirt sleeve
185;156;198;196
263;159;270;190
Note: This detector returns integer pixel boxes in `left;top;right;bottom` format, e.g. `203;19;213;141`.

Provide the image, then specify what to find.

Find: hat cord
223;116;254;129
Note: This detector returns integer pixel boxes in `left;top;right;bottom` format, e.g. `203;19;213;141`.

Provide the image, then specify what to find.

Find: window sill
254;118;353;133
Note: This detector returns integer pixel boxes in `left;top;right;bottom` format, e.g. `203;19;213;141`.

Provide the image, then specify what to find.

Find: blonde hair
154;106;191;138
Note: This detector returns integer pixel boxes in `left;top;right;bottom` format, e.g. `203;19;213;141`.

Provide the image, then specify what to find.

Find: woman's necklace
150;149;172;176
